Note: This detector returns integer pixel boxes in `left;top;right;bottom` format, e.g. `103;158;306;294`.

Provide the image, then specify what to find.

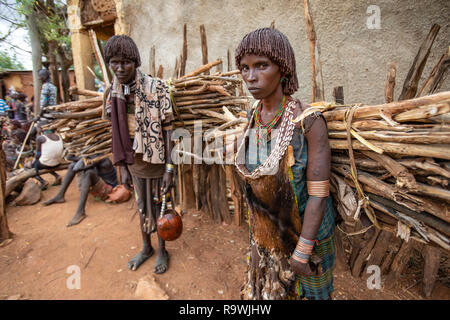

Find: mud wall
119;0;449;104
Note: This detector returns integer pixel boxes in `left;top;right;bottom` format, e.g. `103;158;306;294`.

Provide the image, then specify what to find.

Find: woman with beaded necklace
234;28;337;300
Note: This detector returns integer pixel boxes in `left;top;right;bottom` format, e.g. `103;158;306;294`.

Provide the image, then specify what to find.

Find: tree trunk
57;46;71;103
47;40;61;104
25;9;43;114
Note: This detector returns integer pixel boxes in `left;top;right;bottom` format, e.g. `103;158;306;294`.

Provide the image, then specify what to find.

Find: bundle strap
344;104;380;229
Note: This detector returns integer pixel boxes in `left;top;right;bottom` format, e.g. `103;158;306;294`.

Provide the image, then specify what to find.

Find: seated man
44;155;130;227
33;125;64;189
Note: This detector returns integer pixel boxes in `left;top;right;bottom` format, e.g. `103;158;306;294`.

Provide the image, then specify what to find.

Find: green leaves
0;50;25;71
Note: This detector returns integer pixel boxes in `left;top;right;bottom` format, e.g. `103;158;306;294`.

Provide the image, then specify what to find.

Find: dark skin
240;54;331;277
43;157;116;227
109;56;174;273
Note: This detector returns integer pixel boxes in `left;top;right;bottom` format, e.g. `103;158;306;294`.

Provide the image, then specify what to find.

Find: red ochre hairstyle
235;28;299;95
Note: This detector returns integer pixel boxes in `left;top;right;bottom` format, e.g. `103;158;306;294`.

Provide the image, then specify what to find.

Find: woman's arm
290;113;331;276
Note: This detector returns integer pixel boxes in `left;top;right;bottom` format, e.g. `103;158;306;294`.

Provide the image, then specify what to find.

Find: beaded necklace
253;95;286;145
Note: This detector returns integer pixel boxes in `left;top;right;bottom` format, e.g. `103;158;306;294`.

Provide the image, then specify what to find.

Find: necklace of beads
253;95;286;145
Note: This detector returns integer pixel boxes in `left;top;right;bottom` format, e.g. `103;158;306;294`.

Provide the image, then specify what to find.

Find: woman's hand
289;257;322;277
161;171;173;195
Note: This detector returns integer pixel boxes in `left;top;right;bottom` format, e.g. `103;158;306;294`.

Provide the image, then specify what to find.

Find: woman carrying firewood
234;28;336;300
103;35;175;274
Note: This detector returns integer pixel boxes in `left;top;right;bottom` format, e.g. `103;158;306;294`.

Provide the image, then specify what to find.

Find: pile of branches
41;61;250;164
41;88;111;164
310;91;450;251
170;60;249;138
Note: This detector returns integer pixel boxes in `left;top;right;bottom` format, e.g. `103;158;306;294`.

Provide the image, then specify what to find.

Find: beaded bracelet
291;236;318;264
165;163;174;173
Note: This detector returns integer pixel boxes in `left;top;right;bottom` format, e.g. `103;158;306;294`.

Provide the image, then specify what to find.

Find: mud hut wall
119;0;449;105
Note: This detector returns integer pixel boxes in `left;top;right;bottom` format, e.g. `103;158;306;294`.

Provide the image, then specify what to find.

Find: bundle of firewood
41;89;111;163
169;60;249;139
40;61;250;164
302;91;450;252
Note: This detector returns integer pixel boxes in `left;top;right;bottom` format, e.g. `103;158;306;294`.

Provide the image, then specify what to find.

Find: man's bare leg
154;234;169;274
44;163;76;205
128;213;154;271
66;170;97;227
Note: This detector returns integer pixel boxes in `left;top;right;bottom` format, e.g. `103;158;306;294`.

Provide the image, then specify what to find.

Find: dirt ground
0;172;449;300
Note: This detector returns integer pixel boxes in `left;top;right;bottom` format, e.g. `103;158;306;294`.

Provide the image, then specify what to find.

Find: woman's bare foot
154;249;169;274
128;248;154;271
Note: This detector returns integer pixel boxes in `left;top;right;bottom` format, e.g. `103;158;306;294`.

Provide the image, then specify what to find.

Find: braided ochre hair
235;28;299;95
104;35;141;68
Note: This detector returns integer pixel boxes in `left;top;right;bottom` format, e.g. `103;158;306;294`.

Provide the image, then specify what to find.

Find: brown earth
0;172;449;300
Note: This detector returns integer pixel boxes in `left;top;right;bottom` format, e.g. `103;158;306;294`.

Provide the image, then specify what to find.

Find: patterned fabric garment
0;99;9;113
105;69;174;164
244;108;336;300
40;82;57;108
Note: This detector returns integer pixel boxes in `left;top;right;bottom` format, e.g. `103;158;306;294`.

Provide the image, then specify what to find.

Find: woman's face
239;54;282;100
109;56;136;84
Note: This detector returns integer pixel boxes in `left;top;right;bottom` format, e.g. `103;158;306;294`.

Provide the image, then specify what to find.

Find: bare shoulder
288;98;316;130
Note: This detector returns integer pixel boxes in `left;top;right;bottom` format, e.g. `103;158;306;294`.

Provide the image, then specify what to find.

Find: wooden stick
179;60;222;79
157;65;164;78
360;150;418;190
69;86;103;97
328;130;450;144
303;0;324;102
13;121;35;170
149;45;156;77
323;91;450;121
200;24;209;75
385;62;396;103
393;103;450;122
180;24;187;77
88;29;110;86
399;24;440;100
50;106;103;119
329;139;450;160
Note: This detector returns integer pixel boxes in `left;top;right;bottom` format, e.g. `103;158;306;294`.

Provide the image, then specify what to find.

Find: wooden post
149;45;156;77
226;166;245;226
200;24;209;75
157;65;164;78
362;230;393;279
180;24;187;77
88;29;111;86
384;62;396;103
332;86;344;104
422;245;441;298
303;0;325;102
351;228;380;277
181;164;196;211
384;240;414;289
334;227;350;271
173;57;180;79
227;49;232;72
398;24;440;100
417;48;450;96
0;132;12;243
206;165;231;224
